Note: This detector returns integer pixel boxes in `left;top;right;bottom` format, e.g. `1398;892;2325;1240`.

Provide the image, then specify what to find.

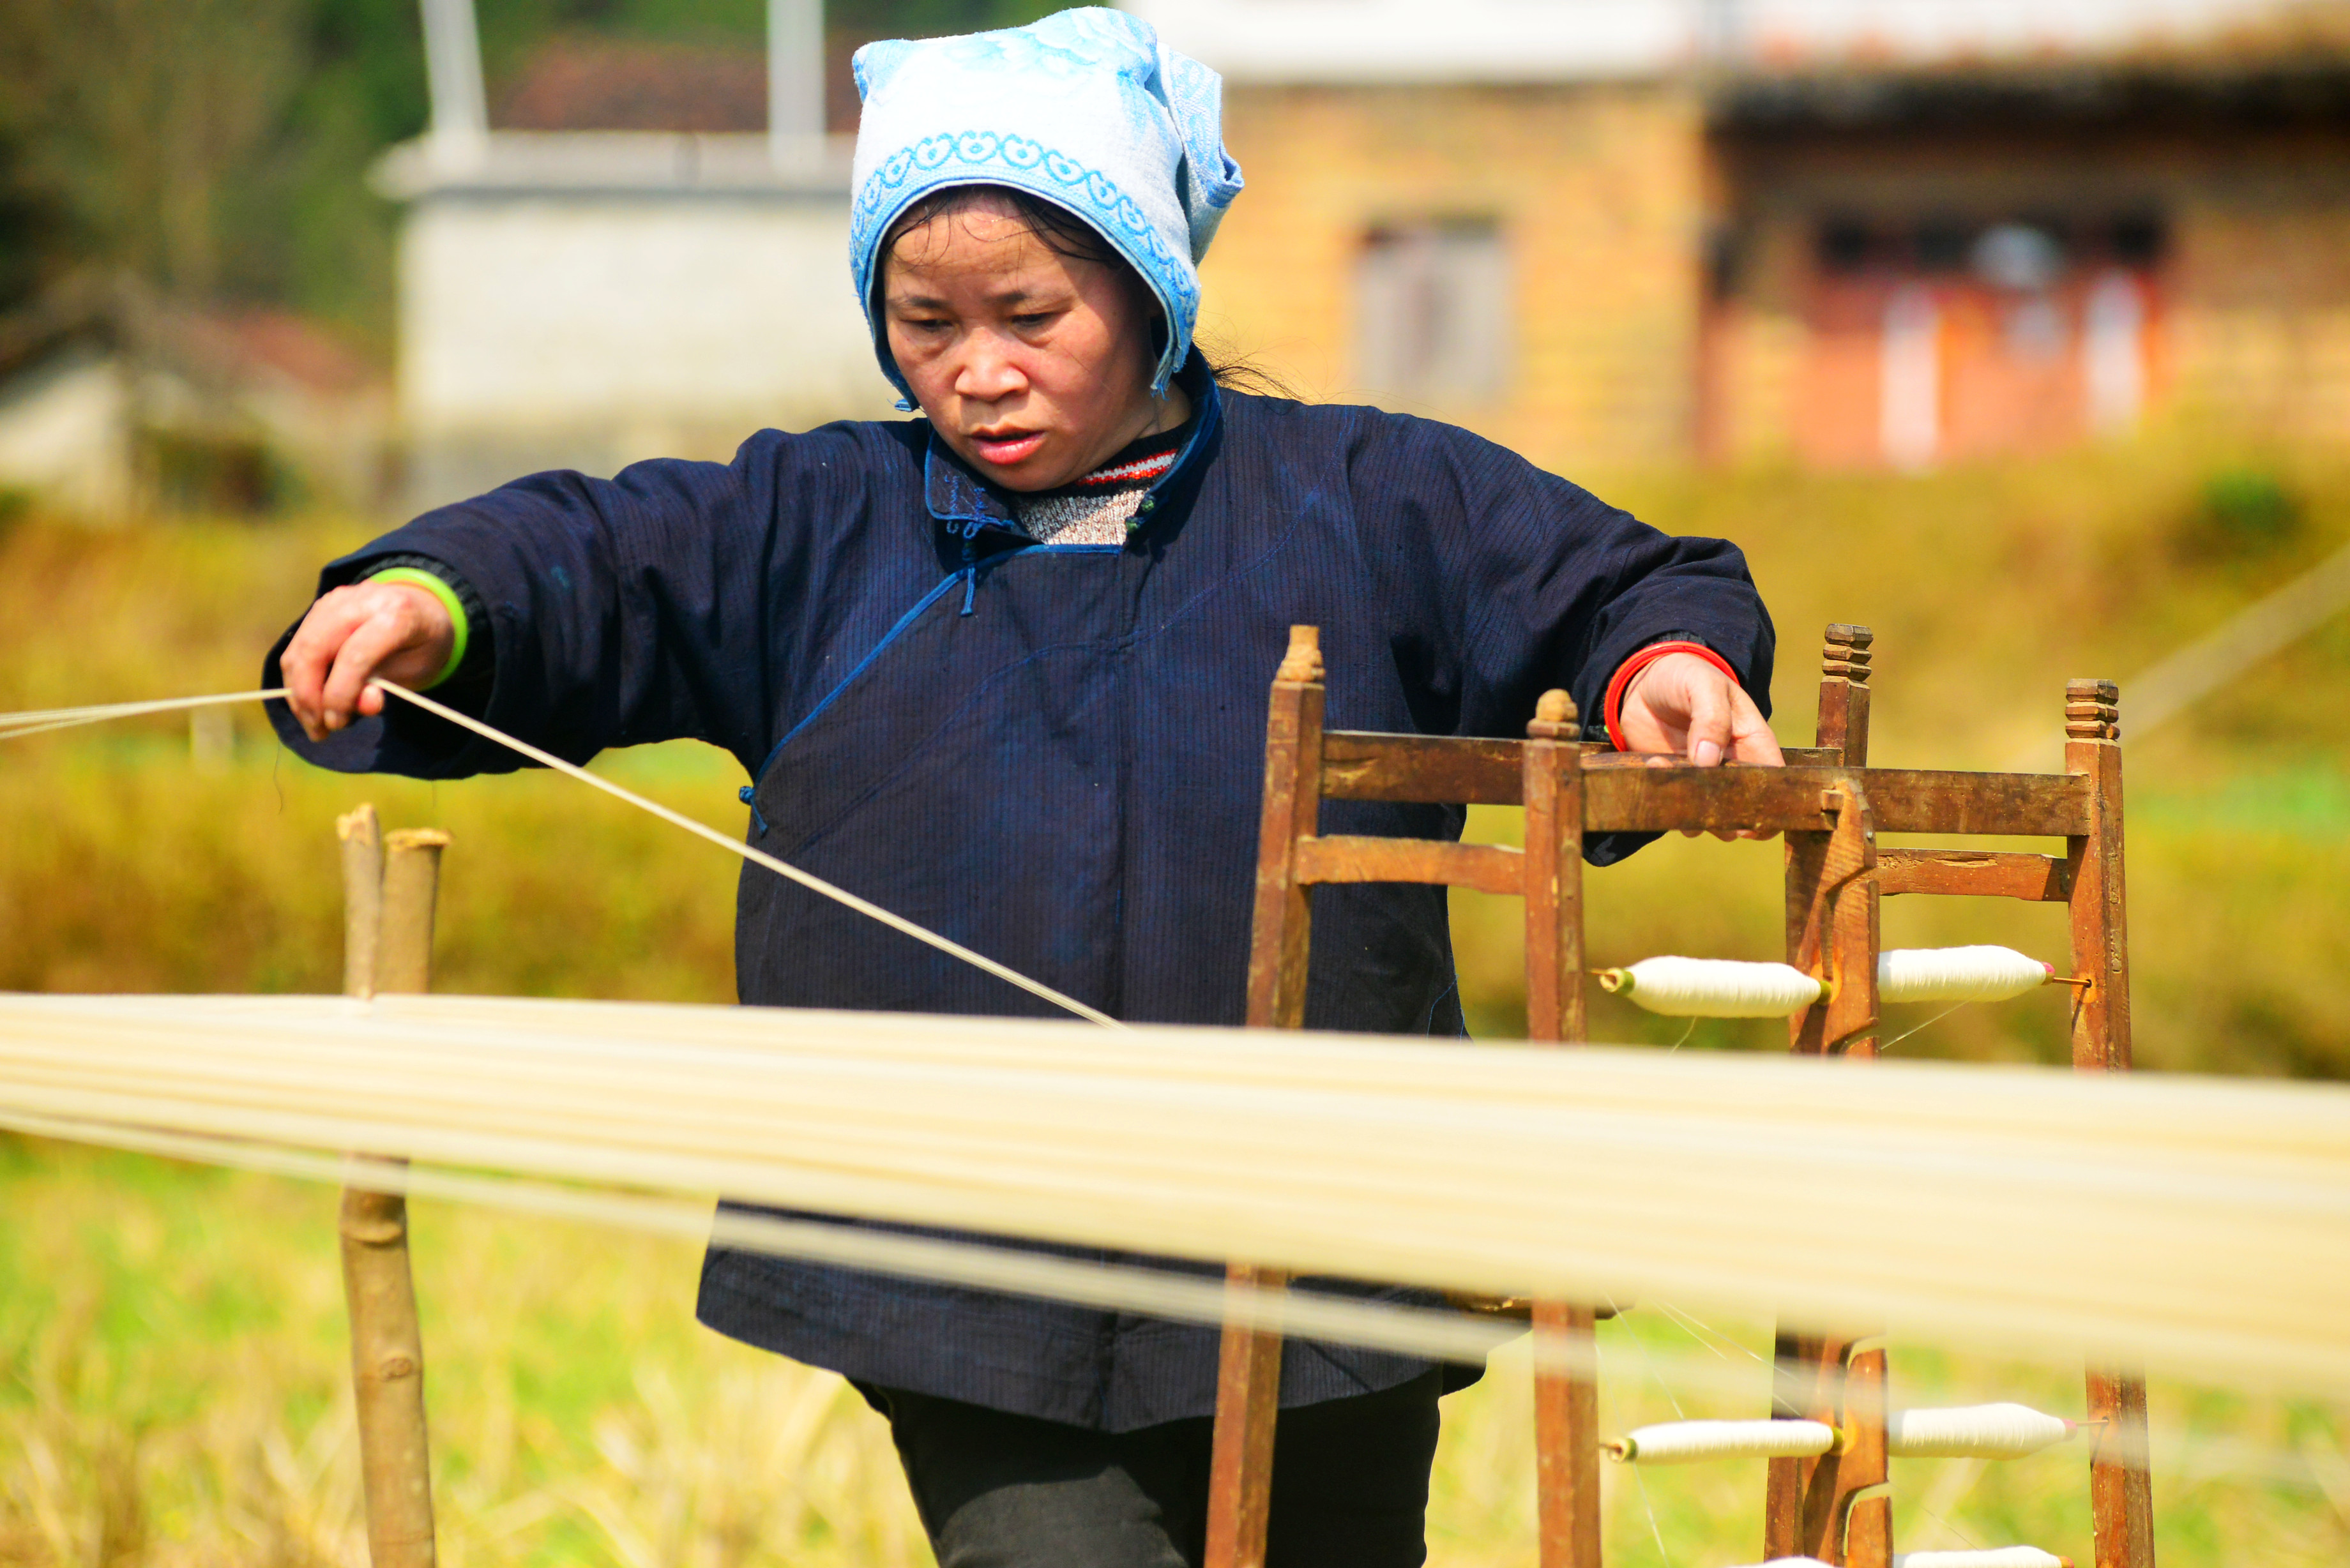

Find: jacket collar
922;349;1223;541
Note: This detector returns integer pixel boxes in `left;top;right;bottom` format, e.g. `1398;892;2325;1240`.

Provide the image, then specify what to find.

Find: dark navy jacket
266;364;1774;1431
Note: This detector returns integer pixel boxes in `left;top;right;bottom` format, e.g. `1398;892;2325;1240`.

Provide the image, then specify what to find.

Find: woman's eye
1011;312;1054;329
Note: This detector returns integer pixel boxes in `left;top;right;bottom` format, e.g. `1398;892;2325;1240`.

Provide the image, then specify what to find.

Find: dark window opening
1816;216;1874;274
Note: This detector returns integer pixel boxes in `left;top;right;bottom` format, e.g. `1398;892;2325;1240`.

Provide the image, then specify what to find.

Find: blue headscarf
849;7;1245;405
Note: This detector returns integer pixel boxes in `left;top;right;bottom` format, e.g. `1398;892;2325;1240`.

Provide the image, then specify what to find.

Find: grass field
3;430;2349;1564
6;1139;2347;1567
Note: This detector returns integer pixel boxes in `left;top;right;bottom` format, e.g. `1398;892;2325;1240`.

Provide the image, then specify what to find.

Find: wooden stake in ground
336;806;445;1568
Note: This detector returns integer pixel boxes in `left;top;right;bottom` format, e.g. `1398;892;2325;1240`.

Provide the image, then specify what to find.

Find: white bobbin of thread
1878;947;2056;1006
1604;1418;1843;1464
1891;1549;2070;1568
1885;1402;2075;1459
1598;959;1824;1018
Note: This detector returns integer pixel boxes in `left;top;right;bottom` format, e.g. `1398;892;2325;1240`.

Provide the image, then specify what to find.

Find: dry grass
3;428;2349;1563
5;1141;2346;1568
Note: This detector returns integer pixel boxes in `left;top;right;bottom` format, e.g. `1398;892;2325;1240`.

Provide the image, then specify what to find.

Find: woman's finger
319;603;424;732
1682;672;1732;768
1725;685;1786;767
281;589;375;741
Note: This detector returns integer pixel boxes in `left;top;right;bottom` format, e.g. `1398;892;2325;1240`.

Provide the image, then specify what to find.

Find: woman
271;10;1782;1565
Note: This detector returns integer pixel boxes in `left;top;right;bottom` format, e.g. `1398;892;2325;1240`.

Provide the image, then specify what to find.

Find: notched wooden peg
1823;626;1874;687
2064;679;2121;741
1275;624;1324;684
1528;688;1579;741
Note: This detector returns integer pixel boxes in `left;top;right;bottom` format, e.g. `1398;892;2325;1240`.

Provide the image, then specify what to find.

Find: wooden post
1840;1345;1893;1568
1761;1330;1889;1567
1204;1262;1284;1568
1522;690;1602;1568
1522;689;1585;1047
1812;781;1881;1060
340;807;384;998
2065;680;2157;1568
1770;633;1886;1563
338;811;444;1568
1242;626;1326;1034
1816;624;1873;764
1206;627;1328;1568
1792;628;1879;1059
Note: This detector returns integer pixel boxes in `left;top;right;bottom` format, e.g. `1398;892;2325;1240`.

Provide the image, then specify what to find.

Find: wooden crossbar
1292;835;1526;893
1319;739;2090;836
1875;848;2073;901
1318;731;1843;804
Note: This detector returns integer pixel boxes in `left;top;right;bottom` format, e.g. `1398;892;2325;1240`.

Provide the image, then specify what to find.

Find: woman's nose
954;333;1028;402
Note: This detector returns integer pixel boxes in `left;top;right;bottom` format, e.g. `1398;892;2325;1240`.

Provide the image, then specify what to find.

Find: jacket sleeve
1347;407;1775;744
1344;408;1777;863
261;430;828;780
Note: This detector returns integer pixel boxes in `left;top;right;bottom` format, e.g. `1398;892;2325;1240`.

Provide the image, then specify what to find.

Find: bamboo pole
337;808;444;1568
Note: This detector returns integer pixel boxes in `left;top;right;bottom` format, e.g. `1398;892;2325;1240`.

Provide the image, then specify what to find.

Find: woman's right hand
280;580;456;742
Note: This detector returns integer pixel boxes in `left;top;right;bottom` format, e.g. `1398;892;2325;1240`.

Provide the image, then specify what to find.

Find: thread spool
1891;1549;2069;1568
1597;959;1824;1018
1603;1418;1842;1464
1601;948;2056;1019
1884;1402;2074;1459
1879;947;2055;1006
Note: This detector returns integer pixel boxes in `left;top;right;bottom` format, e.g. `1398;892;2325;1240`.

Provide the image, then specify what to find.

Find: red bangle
1603;640;1742;752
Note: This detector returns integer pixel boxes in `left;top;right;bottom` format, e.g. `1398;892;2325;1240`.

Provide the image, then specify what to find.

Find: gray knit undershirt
1011;483;1151;547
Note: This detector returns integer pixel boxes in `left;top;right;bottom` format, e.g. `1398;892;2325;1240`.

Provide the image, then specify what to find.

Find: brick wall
1201;82;1708;473
1706;118;2350;464
2171;155;2350;444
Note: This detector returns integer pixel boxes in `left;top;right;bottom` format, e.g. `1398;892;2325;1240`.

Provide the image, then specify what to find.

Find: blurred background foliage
0;0;1054;348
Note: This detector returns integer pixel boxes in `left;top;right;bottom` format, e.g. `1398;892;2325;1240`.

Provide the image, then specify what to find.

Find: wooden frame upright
1204;622;2155;1568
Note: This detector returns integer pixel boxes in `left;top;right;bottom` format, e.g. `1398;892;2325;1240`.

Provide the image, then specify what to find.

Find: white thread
8;992;2350;1394
1893;1549;2067;1568
0;688;288;741
1879;947;2055;1006
0;1104;1533;1374
1886;1403;2075;1459
1603;949;2056;1018
1601;958;1823;1018
1605;1419;1839;1463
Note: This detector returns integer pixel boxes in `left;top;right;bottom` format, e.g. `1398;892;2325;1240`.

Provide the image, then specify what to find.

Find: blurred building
374;131;885;509
1141;0;2350;471
0;275;387;517
377;1;887;509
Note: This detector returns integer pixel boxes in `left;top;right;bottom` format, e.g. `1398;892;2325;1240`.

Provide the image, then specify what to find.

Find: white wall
385;134;895;508
0;350;135;517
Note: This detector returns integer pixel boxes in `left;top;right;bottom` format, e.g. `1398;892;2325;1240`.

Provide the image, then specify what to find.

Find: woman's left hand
1615;651;1784;839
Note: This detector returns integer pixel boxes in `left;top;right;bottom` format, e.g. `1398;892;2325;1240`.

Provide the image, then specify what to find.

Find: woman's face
883;193;1185;492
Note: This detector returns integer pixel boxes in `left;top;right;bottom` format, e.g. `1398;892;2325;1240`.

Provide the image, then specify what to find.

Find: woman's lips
970;430;1045;466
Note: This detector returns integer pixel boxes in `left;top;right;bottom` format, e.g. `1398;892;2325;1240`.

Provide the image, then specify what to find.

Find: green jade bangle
366;568;470;690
